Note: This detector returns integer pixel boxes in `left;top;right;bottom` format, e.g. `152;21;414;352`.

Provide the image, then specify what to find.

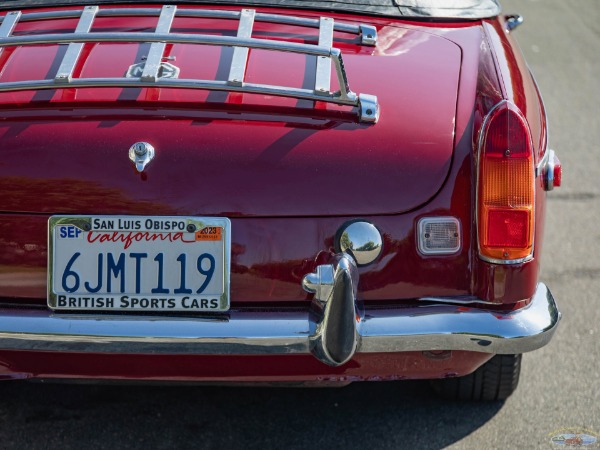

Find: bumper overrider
0;254;559;366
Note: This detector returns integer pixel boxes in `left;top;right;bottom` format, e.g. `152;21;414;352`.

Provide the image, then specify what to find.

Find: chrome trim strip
55;6;98;83
141;5;176;83
0;283;559;356
228;9;255;86
479;254;533;265
418;296;497;305
0;8;376;46
315;17;334;95
531;67;551;178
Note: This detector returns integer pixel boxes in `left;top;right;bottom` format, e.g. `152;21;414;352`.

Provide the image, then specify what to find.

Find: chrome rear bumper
0;282;560;360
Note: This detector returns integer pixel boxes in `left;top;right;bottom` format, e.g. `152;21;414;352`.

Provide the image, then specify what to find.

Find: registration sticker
48;216;231;312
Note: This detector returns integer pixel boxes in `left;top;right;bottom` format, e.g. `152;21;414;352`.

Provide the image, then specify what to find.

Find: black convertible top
0;0;502;19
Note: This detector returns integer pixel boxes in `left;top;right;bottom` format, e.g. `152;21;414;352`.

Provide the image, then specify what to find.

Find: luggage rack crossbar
0;5;380;122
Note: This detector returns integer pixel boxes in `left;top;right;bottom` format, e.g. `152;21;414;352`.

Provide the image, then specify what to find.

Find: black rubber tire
430;354;522;401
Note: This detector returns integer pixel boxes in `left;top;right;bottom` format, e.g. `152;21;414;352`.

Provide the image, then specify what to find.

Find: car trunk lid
0;6;461;217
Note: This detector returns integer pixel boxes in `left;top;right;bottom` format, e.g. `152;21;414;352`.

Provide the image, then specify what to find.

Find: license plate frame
48;215;231;312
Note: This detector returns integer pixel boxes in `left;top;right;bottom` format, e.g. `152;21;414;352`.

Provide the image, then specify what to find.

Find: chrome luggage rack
0;5;380;123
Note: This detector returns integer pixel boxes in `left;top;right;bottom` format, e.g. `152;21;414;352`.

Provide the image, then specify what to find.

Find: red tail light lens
478;102;534;261
487;210;529;247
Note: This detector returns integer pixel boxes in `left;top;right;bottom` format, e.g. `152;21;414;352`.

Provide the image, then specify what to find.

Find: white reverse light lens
418;217;461;255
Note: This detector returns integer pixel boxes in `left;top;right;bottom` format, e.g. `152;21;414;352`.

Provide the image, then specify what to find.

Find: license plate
48;216;230;312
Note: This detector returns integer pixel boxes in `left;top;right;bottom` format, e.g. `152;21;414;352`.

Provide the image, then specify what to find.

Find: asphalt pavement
0;1;598;449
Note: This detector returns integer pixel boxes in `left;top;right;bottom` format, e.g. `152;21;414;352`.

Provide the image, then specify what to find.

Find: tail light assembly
477;101;535;263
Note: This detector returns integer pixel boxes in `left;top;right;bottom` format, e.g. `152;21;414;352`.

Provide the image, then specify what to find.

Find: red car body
0;1;560;395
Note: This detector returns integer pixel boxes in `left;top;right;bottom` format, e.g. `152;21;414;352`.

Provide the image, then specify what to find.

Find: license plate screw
187;224;196;232
83;222;91;231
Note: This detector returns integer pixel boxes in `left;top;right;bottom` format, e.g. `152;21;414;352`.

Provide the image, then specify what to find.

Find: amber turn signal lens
478;103;534;261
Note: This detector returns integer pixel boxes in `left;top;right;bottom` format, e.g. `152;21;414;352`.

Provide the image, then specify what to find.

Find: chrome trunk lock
129;142;155;172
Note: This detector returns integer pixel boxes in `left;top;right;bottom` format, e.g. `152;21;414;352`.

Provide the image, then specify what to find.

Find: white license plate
48;216;230;312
